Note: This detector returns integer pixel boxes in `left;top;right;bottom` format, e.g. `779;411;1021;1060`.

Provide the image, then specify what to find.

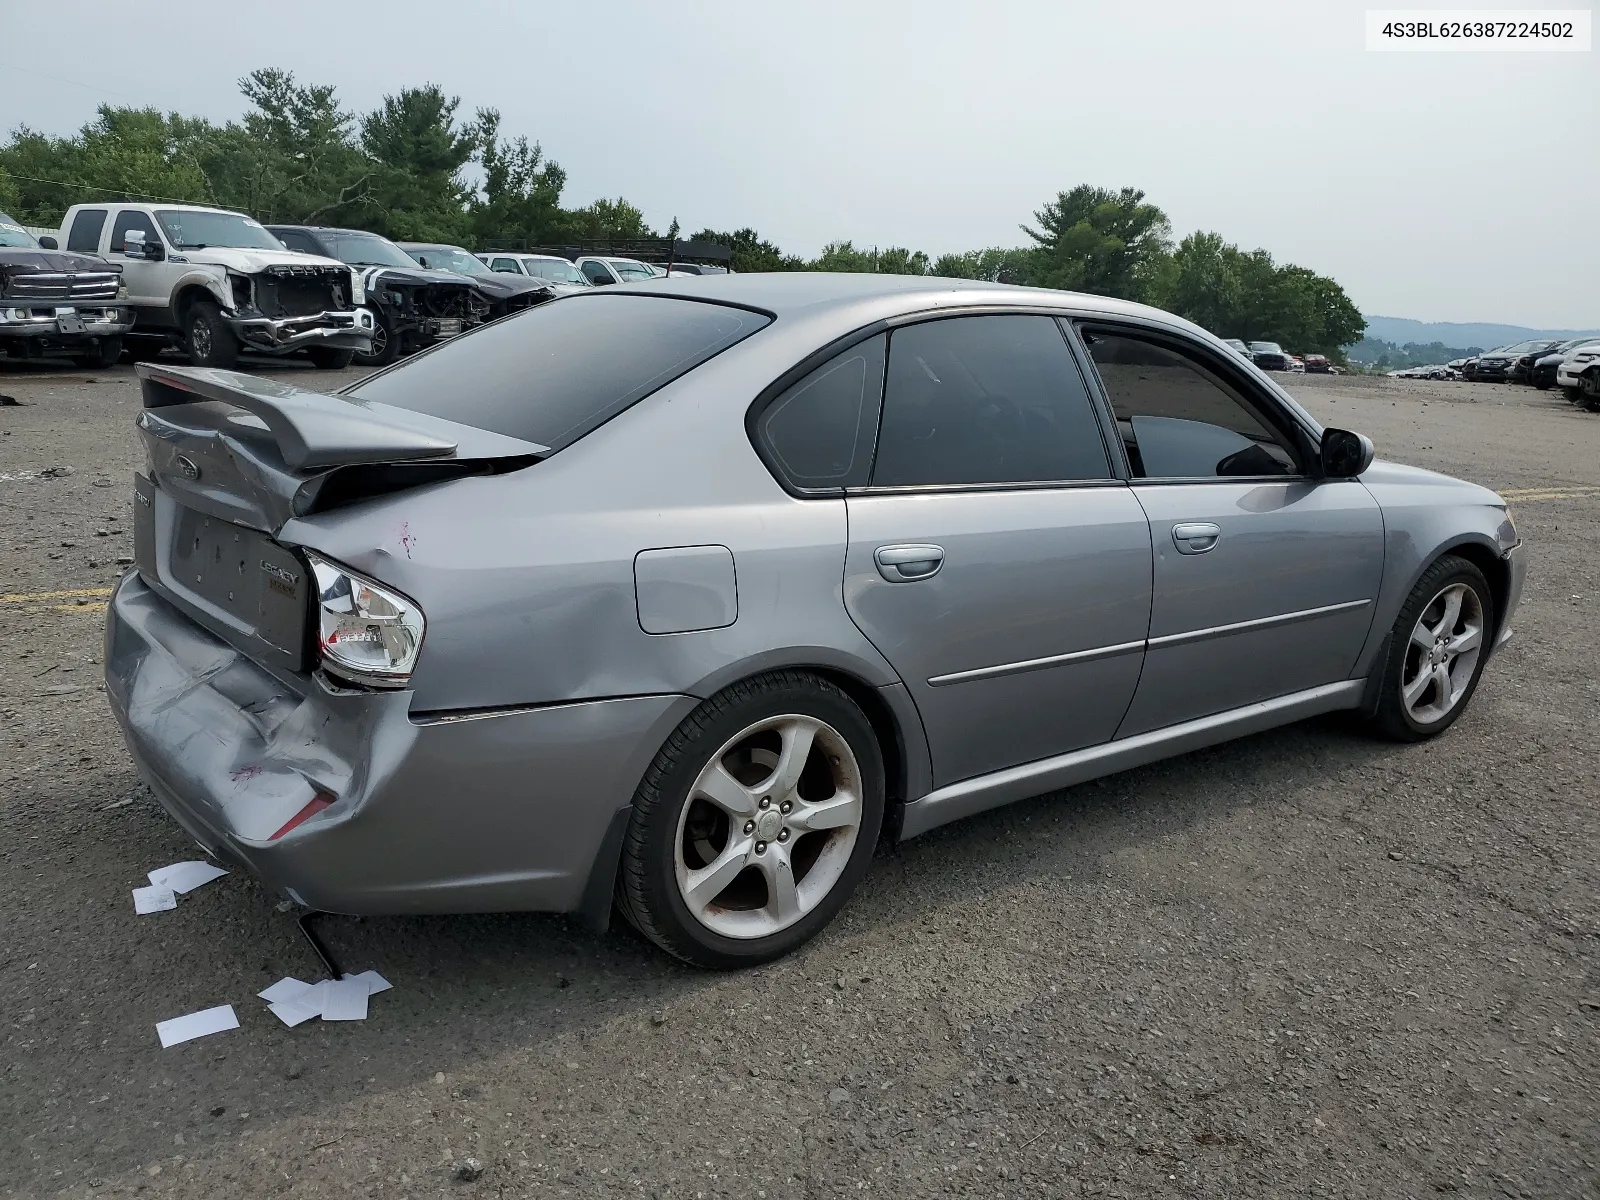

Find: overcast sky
1;0;1593;328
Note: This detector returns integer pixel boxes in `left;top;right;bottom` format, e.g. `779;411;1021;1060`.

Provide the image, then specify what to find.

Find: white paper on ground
320;977;369;1021
268;1000;320;1027
156;1004;239;1048
258;977;313;1005
343;970;393;996
132;885;177;915
147;860;228;894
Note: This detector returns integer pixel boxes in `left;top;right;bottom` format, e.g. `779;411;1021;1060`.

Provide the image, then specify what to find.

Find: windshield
349;295;771;452
323;232;416;268
1250;342;1283;353
611;260;657;281
408;246;492;277
527;258;587;285
0;215;40;248
155;209;283;251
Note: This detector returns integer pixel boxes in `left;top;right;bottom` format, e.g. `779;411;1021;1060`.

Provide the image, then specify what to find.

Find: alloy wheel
1401;582;1484;725
674;714;863;939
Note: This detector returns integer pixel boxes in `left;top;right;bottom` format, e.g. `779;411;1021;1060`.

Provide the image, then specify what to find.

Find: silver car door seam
1145;598;1373;649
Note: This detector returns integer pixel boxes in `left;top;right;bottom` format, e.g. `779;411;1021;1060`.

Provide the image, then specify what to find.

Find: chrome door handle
1171;522;1221;554
874;544;945;582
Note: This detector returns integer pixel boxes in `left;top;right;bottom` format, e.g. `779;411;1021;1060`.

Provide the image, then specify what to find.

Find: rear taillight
306;552;425;689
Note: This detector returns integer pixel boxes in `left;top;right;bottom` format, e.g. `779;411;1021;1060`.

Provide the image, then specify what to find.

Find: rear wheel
1369;555;1494;742
616;671;885;968
352;314;397;367
307;346;355;370
184;300;238;369
72;335;122;369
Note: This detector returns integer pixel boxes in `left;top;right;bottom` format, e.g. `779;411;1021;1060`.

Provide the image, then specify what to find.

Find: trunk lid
131;363;545;674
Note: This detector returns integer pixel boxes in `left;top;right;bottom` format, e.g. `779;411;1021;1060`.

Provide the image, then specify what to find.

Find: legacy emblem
261;560;299;588
174;455;201;481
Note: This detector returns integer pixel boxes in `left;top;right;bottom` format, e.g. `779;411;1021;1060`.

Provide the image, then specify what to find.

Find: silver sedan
105;275;1526;968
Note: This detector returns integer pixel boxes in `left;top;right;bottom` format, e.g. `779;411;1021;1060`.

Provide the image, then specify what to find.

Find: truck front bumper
0;304;134;344
226;306;377;356
104;572;695;916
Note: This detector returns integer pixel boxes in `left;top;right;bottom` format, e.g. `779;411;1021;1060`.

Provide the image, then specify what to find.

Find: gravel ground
1;363;1596;1199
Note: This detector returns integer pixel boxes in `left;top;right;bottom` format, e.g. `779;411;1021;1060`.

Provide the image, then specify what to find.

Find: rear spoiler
136;364;548;470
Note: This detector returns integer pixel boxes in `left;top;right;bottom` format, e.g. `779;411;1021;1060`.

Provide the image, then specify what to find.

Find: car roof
599;271;1201;327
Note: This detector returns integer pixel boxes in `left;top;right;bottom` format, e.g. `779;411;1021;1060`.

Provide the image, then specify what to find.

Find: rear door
1076;324;1383;736
837;314;1153;787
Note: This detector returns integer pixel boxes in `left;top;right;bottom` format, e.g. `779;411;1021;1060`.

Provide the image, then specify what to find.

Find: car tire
73;335;122;369
1369;554;1495;743
184;300;238;369
353;315;398;367
1534;377;1550;391
307;347;355;370
1563;387;1581;404
616;670;886;969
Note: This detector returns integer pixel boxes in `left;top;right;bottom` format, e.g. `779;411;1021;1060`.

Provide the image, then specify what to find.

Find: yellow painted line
1501;487;1600;502
0;587;114;604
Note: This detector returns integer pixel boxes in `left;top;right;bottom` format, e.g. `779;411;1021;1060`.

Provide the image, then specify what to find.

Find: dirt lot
1;363;1596;1199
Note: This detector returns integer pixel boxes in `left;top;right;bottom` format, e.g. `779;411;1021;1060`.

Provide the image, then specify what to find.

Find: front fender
172;266;232;313
1351;471;1515;680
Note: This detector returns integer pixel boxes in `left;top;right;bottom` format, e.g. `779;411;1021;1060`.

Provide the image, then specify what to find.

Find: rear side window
67;209;107;253
348;295;770;452
754;334;885;491
871;315;1111;488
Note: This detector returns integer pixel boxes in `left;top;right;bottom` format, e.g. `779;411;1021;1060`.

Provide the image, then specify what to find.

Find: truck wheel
352;315;398;367
184;301;239;369
307;347;355;370
73;336;123;369
1562;387;1581;404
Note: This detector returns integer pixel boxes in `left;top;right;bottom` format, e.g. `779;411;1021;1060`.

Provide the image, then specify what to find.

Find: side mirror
415;255;429;268
38;235;58;250
123;230;163;261
1320;427;1374;478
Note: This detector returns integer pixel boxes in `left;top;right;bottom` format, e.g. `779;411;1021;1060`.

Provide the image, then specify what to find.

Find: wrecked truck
0;212;133;367
56;203;375;369
267;225;516;367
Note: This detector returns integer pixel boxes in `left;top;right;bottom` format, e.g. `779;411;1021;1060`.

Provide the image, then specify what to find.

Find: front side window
755;334;885;491
1081;329;1301;479
110;209;159;252
348;295;770;452
490;257;523;273
871;315;1111;488
273;228;320;254
67;209;107;253
611;260;656;281
581;260;614;285
155;209;282;251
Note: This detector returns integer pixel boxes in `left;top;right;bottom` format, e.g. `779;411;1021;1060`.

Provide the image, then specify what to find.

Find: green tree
467;107;567;248
568;197;655;241
359;85;476;241
1156;231;1242;334
931;246;1037;283
689;227;804;273
810;241;929;274
1023;184;1171;300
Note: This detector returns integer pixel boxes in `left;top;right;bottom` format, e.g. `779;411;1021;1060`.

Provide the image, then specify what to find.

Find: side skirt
898;679;1365;839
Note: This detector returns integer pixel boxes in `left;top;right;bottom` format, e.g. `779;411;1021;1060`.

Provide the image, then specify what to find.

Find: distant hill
1362;315;1600;349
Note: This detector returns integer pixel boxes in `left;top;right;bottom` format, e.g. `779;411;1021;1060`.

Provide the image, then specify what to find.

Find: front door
840;314;1153;787
108;208;184;323
1076;326;1384;736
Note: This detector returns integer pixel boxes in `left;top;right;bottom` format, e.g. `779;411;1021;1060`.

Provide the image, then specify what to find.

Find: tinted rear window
347;295;770;452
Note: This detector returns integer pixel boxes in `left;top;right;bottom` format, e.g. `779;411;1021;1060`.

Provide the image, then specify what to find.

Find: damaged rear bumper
226;306;377;356
104;572;693;915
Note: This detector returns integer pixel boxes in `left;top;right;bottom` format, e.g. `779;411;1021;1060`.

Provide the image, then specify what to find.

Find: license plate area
57;312;86;335
140;480;310;672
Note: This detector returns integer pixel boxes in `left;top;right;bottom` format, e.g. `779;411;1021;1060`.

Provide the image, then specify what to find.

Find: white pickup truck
55;202;376;368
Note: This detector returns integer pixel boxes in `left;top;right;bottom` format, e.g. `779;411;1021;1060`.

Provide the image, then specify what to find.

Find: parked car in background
1249;341;1292;370
1302;354;1332;374
1287;355;1306;374
57;202;374;368
575;255;661;286
396;242;555;319
479;252;591;286
1221;337;1252;360
104;274;1525;968
1389;364;1455;381
1556;341;1600;406
1473;341;1551;383
1530;338;1599;390
270;225;495;366
662;263;729;276
1460;357;1479;380
0;210;132;366
1508;339;1567;384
